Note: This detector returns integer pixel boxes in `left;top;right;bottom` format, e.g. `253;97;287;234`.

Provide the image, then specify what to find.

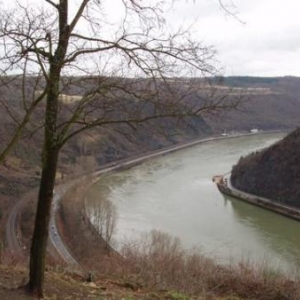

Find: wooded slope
231;128;300;207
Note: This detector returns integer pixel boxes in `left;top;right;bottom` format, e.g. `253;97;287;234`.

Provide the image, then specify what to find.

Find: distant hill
204;76;300;133
2;75;300;199
231;128;300;208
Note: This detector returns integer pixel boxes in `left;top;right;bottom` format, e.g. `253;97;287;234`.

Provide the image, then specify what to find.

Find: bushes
95;230;300;299
85;197;117;248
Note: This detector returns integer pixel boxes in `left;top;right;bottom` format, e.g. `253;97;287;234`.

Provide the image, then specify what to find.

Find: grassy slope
0;255;299;300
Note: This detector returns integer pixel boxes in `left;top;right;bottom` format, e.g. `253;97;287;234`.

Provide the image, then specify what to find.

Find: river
86;132;300;273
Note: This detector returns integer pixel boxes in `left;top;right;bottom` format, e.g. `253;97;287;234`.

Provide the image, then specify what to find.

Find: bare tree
86;196;117;251
0;0;240;298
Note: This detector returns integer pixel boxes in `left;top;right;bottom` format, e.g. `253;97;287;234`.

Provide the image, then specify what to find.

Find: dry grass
1;230;299;299
87;230;300;300
0;250;26;268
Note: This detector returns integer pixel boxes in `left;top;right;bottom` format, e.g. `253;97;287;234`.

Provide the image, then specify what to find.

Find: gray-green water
87;132;300;272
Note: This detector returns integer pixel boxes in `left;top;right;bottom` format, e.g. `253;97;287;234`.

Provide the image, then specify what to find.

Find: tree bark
27;68;61;298
27;146;58;298
27;2;70;297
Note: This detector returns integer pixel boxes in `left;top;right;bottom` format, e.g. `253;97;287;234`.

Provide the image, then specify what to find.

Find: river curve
86;132;300;273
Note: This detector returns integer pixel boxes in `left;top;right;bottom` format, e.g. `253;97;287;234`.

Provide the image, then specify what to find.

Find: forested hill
2;75;300;201
231;128;300;208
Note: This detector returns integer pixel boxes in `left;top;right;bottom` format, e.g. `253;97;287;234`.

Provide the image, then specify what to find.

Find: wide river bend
86;132;300;273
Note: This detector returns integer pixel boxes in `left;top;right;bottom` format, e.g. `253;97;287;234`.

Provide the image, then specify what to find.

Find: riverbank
214;175;300;222
91;129;291;179
58;131;288;256
5;132;222;267
57;130;290;265
8;130;300;298
56;133;242;266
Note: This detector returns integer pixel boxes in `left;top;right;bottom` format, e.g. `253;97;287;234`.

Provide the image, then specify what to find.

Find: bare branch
218;0;245;24
0;88;47;163
69;0;90;32
0;1;243;296
45;0;59;9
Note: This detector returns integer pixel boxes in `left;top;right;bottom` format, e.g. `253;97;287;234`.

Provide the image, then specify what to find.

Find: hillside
231;128;300;207
2;76;300;299
1;240;300;300
2;76;300;239
2;76;300;231
205;76;300;133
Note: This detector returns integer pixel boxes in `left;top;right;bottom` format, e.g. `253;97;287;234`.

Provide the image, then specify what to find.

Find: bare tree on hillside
0;0;240;298
86;197;117;251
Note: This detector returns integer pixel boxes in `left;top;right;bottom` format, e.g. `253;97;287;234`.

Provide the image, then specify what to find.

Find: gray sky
4;0;300;77
167;0;300;76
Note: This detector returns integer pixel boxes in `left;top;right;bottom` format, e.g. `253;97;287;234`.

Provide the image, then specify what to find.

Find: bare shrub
118;230;217;293
59;179;107;264
93;230;300;299
85;197;117;249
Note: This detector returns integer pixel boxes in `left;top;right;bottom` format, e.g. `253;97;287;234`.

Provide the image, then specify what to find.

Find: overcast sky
4;0;300;77
166;0;300;77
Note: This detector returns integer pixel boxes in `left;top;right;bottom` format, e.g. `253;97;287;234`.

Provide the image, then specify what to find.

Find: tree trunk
27;2;70;297
27;147;59;298
27;49;63;299
27;78;60;297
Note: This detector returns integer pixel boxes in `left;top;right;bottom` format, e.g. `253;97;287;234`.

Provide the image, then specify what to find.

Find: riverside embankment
8;131;288;267
214;175;300;222
84;131;300;273
45;130;297;268
56;132;276;266
8;133;247;265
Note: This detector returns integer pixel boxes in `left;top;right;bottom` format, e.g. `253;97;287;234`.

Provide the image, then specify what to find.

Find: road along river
85;132;300;273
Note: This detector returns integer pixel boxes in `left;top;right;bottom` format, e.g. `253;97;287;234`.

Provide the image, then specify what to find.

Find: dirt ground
0;265;225;300
0;265;130;299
